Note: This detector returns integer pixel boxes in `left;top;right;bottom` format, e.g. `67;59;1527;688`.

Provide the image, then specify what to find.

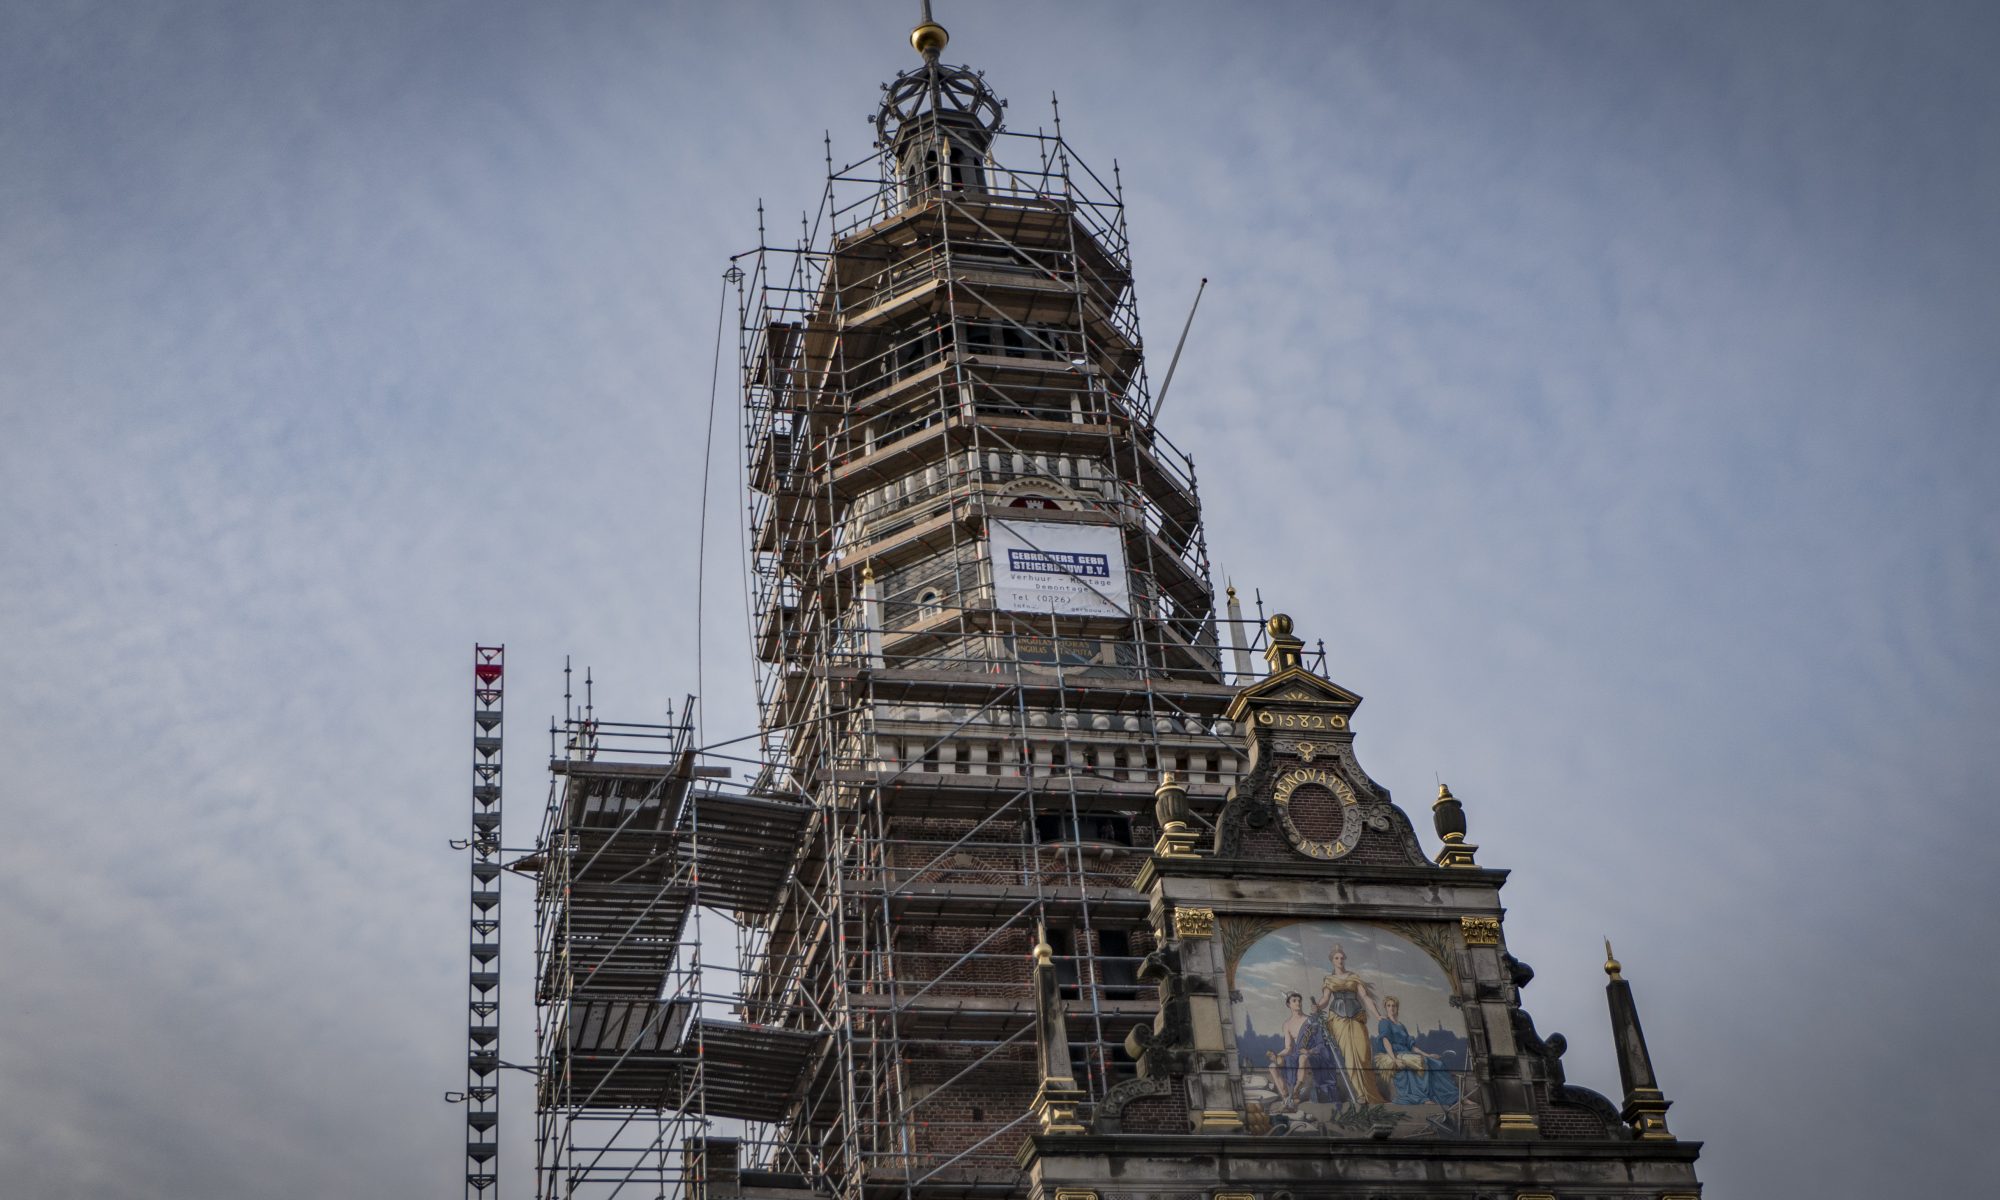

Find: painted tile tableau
1227;918;1479;1138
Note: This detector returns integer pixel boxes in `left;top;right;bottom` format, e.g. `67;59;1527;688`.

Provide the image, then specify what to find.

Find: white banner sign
989;519;1129;617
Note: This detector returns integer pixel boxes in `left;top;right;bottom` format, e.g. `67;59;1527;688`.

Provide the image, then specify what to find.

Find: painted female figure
1374;995;1460;1107
1314;944;1389;1104
1265;992;1344;1111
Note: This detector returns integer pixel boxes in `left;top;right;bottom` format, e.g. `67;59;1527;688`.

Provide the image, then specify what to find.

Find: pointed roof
1224;664;1361;723
1224;613;1362;721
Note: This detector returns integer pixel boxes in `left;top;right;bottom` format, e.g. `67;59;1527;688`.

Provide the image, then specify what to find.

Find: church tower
737;8;1247;1194
520;10;1703;1200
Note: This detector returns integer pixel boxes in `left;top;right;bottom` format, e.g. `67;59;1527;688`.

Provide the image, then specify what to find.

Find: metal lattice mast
467;645;505;1197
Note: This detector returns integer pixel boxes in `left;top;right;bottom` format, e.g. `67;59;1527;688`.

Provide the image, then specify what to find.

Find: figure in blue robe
1375;998;1459;1107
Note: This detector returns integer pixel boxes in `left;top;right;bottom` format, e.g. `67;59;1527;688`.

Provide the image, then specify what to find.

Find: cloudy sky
3;1;1996;1196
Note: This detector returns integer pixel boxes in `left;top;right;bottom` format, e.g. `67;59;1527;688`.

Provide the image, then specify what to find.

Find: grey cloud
2;2;1996;1197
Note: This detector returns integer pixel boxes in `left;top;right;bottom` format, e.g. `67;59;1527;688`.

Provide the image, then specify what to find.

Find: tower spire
873;1;1001;211
1603;940;1677;1139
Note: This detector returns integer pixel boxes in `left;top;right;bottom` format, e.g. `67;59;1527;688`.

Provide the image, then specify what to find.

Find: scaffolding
724;50;1309;1200
526;686;822;1200
512;41;1334;1200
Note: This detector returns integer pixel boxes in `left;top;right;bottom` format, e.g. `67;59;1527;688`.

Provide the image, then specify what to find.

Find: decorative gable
1201;615;1428;869
1223;665;1361;725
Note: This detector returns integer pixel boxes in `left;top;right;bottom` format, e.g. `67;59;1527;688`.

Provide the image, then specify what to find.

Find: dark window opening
1099;928;1139;1000
893;323;941;379
1065;1038;1136;1089
946;141;984;189
1046;926;1080;997
1067;1039;1090;1083
1046;924;1140;1005
900;132;985;197
1032;813;1131;846
1087;814;1132;845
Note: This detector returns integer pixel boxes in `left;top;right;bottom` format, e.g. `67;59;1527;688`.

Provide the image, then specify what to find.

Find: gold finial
1431;782;1475;865
1262;611;1305;671
910;0;948;59
1603;938;1623;981
1152;770;1197;856
1225;583;1237;599
1033;941;1054;968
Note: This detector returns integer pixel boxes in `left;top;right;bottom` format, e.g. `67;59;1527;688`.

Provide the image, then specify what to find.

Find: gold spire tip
1603;938;1623;980
1436;782;1454;801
